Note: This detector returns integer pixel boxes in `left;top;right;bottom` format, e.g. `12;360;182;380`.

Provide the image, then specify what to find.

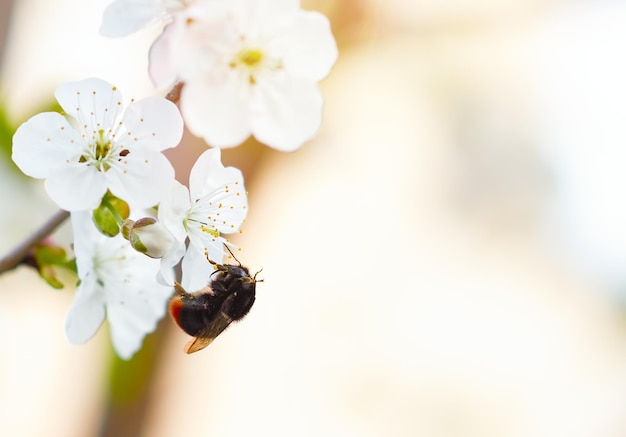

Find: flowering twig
0;209;69;274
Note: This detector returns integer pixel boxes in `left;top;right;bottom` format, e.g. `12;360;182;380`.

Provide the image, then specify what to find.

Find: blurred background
3;0;626;436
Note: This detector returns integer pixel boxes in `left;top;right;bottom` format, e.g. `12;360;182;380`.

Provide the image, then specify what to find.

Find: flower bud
122;217;175;259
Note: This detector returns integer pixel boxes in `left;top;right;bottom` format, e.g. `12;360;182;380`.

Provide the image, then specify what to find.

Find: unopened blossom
65;211;174;360
158;148;248;291
12;77;183;211
150;0;338;151
122;217;176;258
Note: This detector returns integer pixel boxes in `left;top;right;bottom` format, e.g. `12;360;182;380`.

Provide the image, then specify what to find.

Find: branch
0;209;70;273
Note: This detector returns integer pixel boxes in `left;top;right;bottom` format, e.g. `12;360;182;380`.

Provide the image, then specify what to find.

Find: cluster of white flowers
11;0;337;359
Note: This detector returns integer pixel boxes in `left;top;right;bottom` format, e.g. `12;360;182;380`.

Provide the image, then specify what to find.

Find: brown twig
0;209;69;273
165;82;184;104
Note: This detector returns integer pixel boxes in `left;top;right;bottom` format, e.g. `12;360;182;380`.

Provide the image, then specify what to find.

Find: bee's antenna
253;268;264;283
224;244;242;266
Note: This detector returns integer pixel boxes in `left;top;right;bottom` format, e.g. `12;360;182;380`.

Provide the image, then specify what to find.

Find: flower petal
188;148;243;199
250;76;324;151
106;150;175;209
45;163;108;210
157;240;186;286
181;79;252;148
106;258;172;360
100;0;164;37
158;181;192;243
65;274;106;344
272;10;338;81
122;96;183;151
55;78;125;135
12;112;83;178
181;244;217;292
231;0;299;37
148;22;182;89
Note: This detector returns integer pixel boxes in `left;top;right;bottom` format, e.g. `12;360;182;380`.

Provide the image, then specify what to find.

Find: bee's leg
173;281;192;298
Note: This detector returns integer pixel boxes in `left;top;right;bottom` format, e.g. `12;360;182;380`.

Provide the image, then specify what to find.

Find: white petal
181;79;252;148
158;240;186;286
188;148;241;198
231;0;299;37
181;245;217;291
55;78;124;135
106;150;175;208
45;163;108;211
12;112;83;178
272;11;338;81
158;181;192;243
149;17;201;88
149;23;181;88
106;260;172;360
65;274;106;344
122;96;183;151
250;76;323;151
100;0;165;37
70;211;98;276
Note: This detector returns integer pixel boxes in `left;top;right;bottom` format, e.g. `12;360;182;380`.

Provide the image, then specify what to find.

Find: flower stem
0;209;70;274
102;198;125;226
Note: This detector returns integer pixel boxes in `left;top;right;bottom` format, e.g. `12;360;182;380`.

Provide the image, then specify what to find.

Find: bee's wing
183;305;235;354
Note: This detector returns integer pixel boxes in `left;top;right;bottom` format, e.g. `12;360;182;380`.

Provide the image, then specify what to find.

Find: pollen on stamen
140;118;144;122
112;86;117;91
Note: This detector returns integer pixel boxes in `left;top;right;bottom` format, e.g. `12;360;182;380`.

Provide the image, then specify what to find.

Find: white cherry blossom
65;211;173;360
12;77;183;211
150;0;338;150
158;148;247;291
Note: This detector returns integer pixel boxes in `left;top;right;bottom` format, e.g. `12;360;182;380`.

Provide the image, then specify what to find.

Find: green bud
122;217;174;258
92;192;130;237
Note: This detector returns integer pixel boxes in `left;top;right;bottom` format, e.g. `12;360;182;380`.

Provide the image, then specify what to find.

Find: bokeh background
3;0;626;436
